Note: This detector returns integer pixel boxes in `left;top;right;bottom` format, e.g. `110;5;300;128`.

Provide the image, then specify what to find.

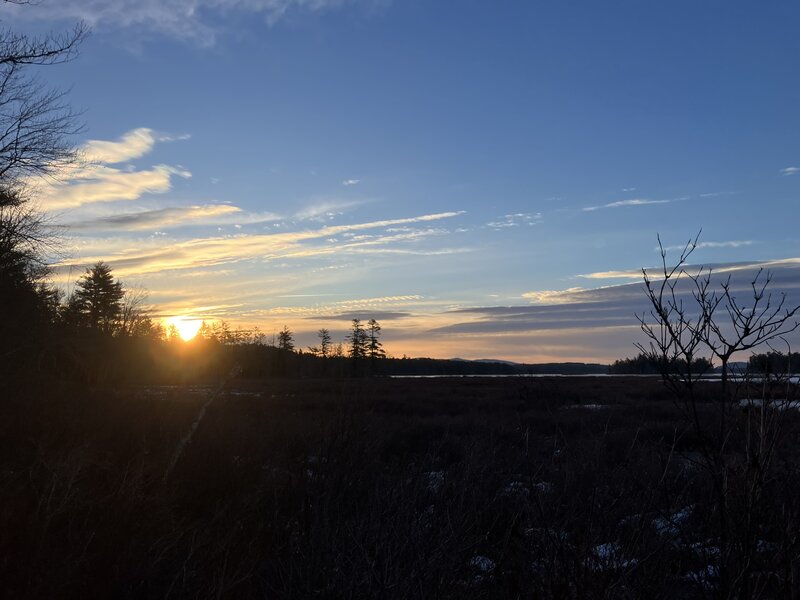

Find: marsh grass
2;376;799;598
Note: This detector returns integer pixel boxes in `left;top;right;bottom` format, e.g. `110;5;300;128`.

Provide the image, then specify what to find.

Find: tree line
264;320;378;359
609;352;713;375
747;351;800;375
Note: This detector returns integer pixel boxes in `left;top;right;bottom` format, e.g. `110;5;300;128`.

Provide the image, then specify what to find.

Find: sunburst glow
166;317;203;341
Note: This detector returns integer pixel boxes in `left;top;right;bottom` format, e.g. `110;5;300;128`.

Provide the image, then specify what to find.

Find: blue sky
6;0;800;361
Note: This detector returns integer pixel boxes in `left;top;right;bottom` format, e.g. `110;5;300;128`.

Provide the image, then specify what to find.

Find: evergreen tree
277;326;294;352
367;319;385;361
308;327;332;357
346;319;367;359
69;261;124;333
318;328;332;357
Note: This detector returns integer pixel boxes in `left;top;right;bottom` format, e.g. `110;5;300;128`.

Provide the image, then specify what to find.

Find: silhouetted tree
639;233;800;394
346;319;367;359
117;285;158;337
0;14;86;364
68;261;124;333
197;320;213;341
609;352;712;375
749;350;800;375
637;233;800;597
367;319;385;361
0;18;86;185
699;270;799;392
318;328;332;357
309;327;332;357
211;320;233;344
0;15;86;307
277;326;294;352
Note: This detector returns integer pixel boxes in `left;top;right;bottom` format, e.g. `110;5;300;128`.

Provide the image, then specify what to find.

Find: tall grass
2;376;799;598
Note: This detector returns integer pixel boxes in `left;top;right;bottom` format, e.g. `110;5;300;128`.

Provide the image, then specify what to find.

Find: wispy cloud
342;179;361;186
432;262;800;346
65;204;243;231
82;128;156;164
293;199;363;221
7;0;385;45
486;212;541;229
579;257;800;280
582;198;671;212
41;165;192;210
660;240;755;252
245;295;424;319
57;211;466;276
522;287;587;304
327;311;411;320
578;269;643;280
81;128;189;164
37;127;192;210
781;167;800;176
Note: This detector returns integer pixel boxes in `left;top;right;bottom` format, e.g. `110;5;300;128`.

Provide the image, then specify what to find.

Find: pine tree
308;327;332;357
318;328;332;357
277;326;294;352
367;319;385;361
69;261;124;333
346;319;367;359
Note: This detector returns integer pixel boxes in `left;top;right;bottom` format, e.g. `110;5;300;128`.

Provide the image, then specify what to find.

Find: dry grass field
3;375;799;599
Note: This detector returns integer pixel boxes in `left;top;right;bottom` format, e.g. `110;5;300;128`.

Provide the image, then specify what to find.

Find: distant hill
451;358;521;366
378;357;609;376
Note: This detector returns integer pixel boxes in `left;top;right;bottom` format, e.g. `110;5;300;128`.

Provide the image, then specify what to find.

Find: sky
4;0;800;362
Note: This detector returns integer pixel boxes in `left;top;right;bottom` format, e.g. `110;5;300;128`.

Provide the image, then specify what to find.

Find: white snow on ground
739;398;800;411
654;505;693;536
460;555;496;587
426;471;445;492
691;541;720;558
502;481;529;497
683;564;719;591
468;555;495;573
588;543;638;571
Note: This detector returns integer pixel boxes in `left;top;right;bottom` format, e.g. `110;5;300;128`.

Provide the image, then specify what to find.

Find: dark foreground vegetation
3;374;800;599
4;8;800;599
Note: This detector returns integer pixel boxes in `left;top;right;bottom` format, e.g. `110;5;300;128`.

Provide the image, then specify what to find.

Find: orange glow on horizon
166;317;203;341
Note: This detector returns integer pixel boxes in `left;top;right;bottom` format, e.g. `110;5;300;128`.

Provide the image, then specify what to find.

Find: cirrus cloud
6;0;388;45
582;198;672;212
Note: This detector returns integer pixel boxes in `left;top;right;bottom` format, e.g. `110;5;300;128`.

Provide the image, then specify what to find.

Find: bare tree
0;9;87;359
636;232;717;397
638;232;799;395
117;284;157;337
701;269;800;392
637;232;800;597
0;19;87;185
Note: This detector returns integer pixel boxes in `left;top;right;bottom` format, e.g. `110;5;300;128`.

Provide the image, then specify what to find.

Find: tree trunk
721;358;728;395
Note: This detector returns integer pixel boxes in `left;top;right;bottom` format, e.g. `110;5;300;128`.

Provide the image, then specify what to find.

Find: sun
167;317;203;341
